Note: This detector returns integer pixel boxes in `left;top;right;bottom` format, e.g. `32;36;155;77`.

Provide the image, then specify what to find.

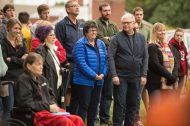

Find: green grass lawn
97;78;190;126
98;100;147;126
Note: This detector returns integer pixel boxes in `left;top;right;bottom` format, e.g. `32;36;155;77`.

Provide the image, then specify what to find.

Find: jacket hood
169;37;186;47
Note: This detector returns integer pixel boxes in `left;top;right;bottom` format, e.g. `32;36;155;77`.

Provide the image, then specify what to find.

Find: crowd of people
0;0;189;126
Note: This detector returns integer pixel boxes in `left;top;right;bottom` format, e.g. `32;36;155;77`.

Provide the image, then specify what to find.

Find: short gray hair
121;13;135;22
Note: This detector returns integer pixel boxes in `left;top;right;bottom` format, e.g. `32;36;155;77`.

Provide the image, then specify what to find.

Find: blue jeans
76;84;102;126
99;72;113;123
0;83;14;119
113;77;140;126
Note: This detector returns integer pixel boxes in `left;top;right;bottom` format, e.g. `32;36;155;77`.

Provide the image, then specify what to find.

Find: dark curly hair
35;25;53;43
83;20;97;36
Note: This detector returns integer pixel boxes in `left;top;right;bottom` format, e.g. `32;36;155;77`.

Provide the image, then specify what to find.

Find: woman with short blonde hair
150;22;166;44
146;22;178;104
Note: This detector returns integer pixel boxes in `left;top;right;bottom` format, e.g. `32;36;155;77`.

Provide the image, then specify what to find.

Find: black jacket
108;31;148;78
146;43;178;93
0;37;27;81
35;45;59;97
169;41;188;76
55;16;83;61
16;72;56;112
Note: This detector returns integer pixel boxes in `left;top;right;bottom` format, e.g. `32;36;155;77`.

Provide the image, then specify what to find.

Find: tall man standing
55;0;83;114
133;7;151;123
133;7;150;43
108;13;148;126
37;4;50;21
95;2;119;125
30;4;50;38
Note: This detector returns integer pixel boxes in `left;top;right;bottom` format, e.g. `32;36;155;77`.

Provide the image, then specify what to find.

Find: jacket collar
40;45;58;75
25;72;44;85
83;37;100;47
99;17;114;26
169;37;186;50
122;30;135;37
64;16;79;28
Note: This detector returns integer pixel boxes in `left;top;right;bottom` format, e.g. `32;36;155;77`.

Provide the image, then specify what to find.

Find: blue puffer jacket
72;37;108;86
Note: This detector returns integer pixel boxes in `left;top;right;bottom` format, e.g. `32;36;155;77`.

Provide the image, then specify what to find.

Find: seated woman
15;52;84;126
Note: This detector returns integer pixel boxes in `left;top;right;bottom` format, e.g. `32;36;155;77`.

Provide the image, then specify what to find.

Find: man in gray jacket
108;13;148;126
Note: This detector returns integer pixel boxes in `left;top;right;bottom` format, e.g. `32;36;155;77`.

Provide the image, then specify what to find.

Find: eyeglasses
157;31;165;34
48;34;55;37
68;4;80;8
122;21;134;25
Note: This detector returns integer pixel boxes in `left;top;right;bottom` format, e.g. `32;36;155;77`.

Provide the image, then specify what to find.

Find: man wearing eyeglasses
55;0;83;115
108;13;148;126
94;2;119;125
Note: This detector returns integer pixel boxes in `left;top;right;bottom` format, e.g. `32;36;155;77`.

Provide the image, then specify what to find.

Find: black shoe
100;120;113;126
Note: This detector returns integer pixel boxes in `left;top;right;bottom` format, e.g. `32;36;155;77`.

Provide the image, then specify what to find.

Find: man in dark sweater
108;13;148;126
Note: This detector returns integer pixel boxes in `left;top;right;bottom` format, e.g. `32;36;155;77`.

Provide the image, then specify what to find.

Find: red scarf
169;38;188;76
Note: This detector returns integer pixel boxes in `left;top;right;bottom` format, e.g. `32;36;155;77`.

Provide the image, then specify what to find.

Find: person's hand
50;104;60;112
140;76;147;86
95;74;102;80
112;76;120;85
104;37;110;41
21;54;28;60
99;74;104;79
167;75;177;85
7;57;11;62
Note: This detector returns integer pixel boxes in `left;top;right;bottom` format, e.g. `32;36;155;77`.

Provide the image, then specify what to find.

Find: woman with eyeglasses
71;21;108;126
145;22;178;105
169;28;189;95
15;52;84;126
35;25;65;106
31;20;66;64
0;18;28;119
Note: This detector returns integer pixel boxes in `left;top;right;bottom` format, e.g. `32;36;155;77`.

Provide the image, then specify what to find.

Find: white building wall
13;0;56;6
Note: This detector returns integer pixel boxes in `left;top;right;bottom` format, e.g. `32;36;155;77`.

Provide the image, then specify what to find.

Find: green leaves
126;0;190;28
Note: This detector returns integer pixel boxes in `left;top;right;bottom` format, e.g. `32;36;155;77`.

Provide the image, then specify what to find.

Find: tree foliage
125;0;190;28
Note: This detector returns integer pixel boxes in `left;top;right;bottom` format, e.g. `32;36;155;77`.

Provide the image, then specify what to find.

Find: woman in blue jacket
72;21;108;126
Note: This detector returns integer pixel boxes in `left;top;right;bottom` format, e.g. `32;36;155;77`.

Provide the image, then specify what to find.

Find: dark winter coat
16;72;55;112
